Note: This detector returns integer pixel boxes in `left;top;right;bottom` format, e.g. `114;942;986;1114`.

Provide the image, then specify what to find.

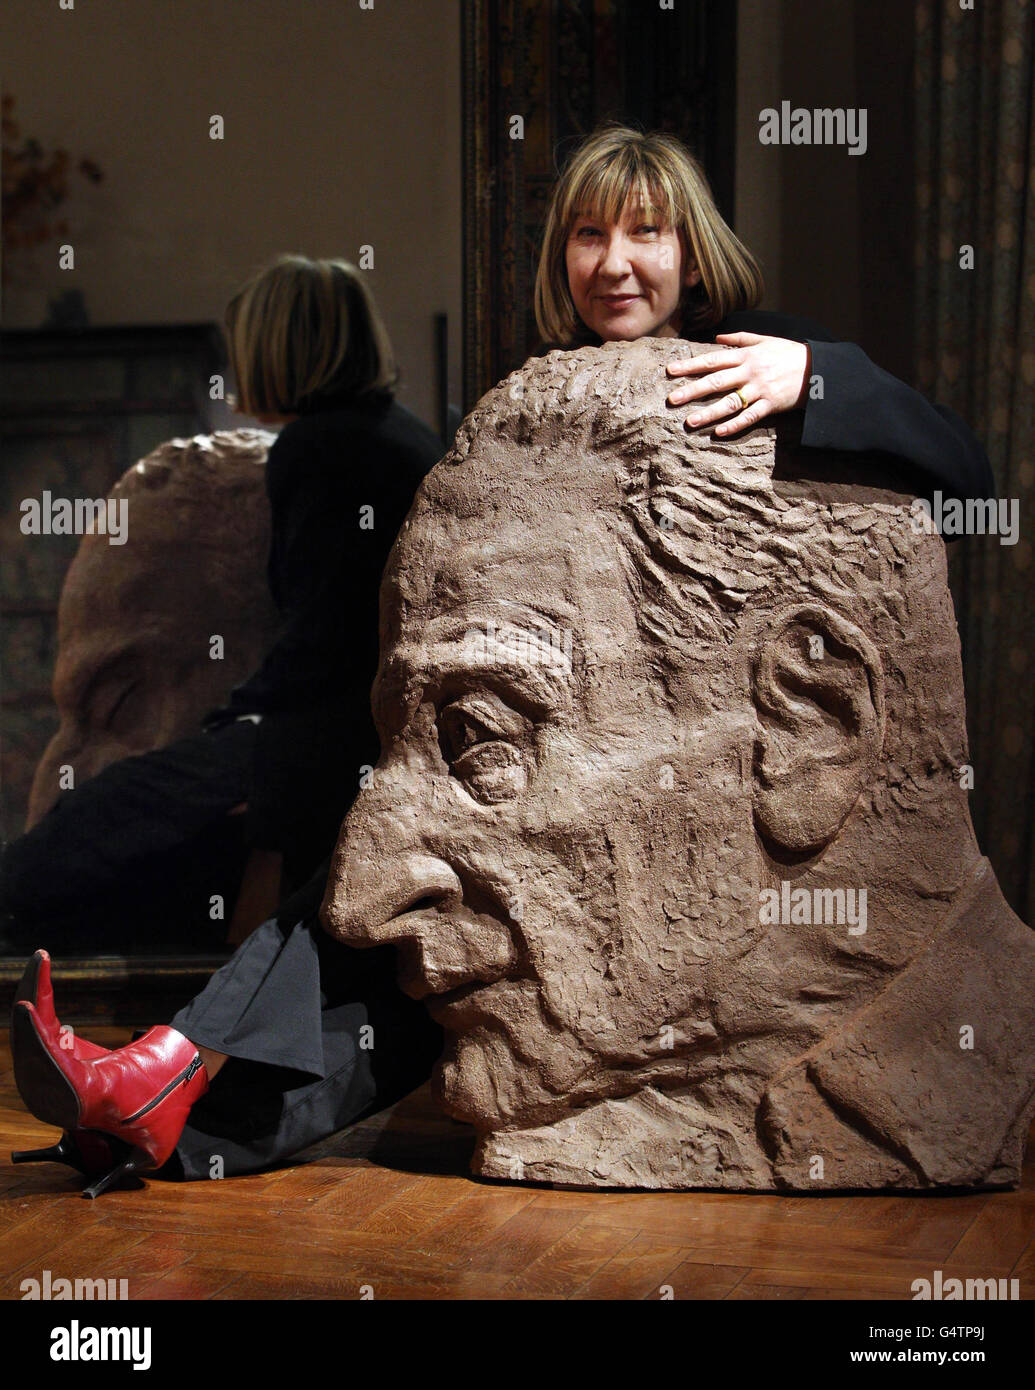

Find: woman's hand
665;331;811;436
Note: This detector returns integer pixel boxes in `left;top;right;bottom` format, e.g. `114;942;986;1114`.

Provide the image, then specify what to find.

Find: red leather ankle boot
12;986;209;1198
10;950;116;1179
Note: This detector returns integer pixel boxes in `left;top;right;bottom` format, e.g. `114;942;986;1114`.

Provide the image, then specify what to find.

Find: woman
10;256;448;1195
10;128;993;1197
1;256;445;949
534;123;992;501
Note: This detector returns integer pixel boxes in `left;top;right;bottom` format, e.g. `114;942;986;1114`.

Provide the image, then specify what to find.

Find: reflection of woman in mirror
208;256;446;931
9;130;993;1200
2;256;444;953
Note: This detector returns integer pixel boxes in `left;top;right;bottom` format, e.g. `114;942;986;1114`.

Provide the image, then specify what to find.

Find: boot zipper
122;1054;203;1123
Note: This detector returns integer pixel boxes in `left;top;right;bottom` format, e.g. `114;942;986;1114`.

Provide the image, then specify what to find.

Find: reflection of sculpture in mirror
325;337;1035;1191
28;431;277;828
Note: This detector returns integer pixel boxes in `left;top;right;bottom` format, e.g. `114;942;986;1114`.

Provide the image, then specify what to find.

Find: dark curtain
915;0;1035;921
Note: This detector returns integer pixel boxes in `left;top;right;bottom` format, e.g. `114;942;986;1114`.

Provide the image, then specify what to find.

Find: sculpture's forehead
61;501;215;618
388;481;621;634
61;522;166;632
377;477;651;732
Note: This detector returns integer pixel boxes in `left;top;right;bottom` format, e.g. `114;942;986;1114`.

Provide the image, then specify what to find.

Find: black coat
225;395;444;717
206;396;444;877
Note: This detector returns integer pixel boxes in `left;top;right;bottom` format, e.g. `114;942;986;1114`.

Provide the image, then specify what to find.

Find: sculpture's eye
104;683;144;736
84;675;143;739
438;696;530;804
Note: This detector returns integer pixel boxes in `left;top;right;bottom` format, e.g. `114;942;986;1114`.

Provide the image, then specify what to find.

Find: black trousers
166;871;443;1178
1;706;363;952
1;721;259;951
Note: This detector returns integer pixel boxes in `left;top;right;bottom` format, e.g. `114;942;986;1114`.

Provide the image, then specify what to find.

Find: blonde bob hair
534;123;764;347
225;255;399;416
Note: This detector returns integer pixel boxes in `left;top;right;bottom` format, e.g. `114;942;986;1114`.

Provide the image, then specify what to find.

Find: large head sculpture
27;430;278;827
325;339;1035;1191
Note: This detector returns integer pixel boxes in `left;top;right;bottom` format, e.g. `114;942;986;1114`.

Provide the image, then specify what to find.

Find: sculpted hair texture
225;254;400;416
427;338;968;796
59;430;281;610
103;430;273;569
534;122;765;347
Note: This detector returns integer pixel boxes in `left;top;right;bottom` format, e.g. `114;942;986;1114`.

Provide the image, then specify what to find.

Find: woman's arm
664;311;995;501
206;425;349;723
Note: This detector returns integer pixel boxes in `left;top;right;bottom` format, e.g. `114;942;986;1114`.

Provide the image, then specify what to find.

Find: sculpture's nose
324;846;463;945
321;773;519;995
321;769;465;944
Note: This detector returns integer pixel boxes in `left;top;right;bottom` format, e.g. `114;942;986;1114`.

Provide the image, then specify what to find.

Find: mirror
0;0;463;1011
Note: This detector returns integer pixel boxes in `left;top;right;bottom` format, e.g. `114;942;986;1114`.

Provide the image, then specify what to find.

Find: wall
0;0;463;430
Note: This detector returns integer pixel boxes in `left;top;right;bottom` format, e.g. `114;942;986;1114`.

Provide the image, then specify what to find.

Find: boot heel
81;1147;152;1200
12;1135;82;1169
12;1129;117;1177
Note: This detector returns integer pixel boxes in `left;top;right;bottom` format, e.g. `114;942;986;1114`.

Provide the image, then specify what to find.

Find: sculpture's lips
422;976;513;1025
393;909;518;1010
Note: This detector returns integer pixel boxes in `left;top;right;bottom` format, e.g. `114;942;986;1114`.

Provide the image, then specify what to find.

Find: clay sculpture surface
324;338;1035;1191
28;430;277;827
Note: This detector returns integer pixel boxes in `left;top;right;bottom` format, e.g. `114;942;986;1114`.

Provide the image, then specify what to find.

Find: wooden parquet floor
1;1027;1034;1301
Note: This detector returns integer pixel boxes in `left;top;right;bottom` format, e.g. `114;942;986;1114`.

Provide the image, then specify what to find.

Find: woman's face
564;197;701;342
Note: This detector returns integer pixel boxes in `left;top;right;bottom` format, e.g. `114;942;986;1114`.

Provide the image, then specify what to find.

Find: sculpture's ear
752;604;885;855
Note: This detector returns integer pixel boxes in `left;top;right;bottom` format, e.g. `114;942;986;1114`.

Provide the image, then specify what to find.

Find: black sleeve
233;520;338;710
718;309;995;501
216;428;352;717
802;340;995;500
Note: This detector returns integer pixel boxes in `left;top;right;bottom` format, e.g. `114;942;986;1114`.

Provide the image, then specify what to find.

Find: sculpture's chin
431;1035;558;1131
431;1051;510;1131
431;1037;515;1127
430;1056;478;1124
